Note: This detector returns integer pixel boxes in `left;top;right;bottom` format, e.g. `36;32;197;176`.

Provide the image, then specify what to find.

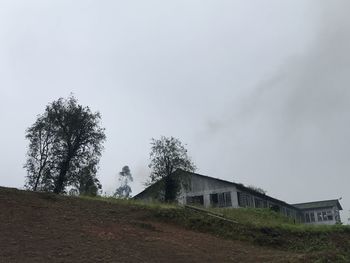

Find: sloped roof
134;169;299;211
292;200;343;210
176;169;299;210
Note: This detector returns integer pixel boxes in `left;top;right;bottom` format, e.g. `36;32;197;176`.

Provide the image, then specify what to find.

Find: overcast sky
1;1;349;222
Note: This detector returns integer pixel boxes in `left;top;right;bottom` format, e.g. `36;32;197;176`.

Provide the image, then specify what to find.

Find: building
134;169;343;225
292;200;342;225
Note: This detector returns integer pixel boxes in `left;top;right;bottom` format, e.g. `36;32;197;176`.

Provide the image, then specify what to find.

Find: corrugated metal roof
292;200;342;210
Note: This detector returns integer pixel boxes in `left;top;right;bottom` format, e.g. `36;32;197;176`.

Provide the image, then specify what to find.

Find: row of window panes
238;192;285;212
210;192;232;207
237;192;253;207
187;191;297;218
186;192;232;207
254;198;268;208
305;211;333;222
186;195;204;206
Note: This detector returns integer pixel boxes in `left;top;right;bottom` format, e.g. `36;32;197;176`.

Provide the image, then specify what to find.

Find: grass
82;195;349;231
213;207;350;232
79;195;178;210
157;207;350;262
3;186;349;262
215;207;296;227
79;195;350;261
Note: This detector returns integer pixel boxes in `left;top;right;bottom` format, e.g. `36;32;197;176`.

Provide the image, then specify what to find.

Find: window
270;204;280;212
262;200;268;208
223;192;232;207
186;195;204;206
317;212;323;221
257;199;268;208
254;198;264;208
310;212;315;222
210;192;232;207
237;192;253;207
281;207;286;215
286;208;291;217
305;213;310;223
334;210;340;223
327;211;333;221
253;199;267;208
210;193;218;205
322;211;327;221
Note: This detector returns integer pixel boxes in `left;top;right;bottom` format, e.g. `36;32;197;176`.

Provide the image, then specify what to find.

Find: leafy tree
24;96;106;194
148;136;196;202
114;166;133;198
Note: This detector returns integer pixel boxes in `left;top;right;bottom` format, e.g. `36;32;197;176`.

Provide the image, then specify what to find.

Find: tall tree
114;165;133;198
148;136;196;202
24;96;106;194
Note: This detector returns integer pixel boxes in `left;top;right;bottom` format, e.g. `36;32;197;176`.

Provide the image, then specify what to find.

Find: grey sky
1;1;349;222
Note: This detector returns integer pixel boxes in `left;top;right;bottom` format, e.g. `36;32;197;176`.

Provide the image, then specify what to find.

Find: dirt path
0;187;306;262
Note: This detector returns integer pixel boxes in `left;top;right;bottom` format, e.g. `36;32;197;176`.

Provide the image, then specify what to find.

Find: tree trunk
53;158;70;194
33;168;43;191
164;175;179;202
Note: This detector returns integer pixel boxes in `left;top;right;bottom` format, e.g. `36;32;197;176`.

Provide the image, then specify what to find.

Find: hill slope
0;187;348;262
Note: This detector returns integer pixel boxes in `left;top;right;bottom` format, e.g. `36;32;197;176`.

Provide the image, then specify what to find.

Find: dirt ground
0;187;307;263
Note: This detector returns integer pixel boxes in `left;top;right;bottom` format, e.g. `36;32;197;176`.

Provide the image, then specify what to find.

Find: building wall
235;190;301;222
135;172;313;224
178;174;238;208
302;206;341;225
177;174;301;222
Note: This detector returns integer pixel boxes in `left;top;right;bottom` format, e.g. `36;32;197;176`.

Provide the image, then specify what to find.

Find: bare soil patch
0;187;307;262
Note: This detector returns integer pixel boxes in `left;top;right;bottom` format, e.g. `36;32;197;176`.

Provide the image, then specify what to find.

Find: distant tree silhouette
114;166;133;198
24;96;106;194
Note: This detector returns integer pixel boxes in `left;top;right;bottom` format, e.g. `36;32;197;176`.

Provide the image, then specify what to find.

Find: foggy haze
0;1;349;222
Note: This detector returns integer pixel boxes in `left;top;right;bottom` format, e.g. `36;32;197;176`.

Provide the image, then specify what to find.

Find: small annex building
293;200;342;225
134;169;343;225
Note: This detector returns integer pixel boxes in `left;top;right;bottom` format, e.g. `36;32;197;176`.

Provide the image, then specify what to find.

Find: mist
196;1;350;221
0;1;349;222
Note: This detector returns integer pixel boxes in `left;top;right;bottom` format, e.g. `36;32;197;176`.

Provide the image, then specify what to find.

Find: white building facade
176;171;302;222
134;170;342;225
292;200;342;225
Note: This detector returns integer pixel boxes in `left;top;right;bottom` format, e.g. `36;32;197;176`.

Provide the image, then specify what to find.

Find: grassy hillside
1;187;349;262
174;207;350;252
88;196;350;262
